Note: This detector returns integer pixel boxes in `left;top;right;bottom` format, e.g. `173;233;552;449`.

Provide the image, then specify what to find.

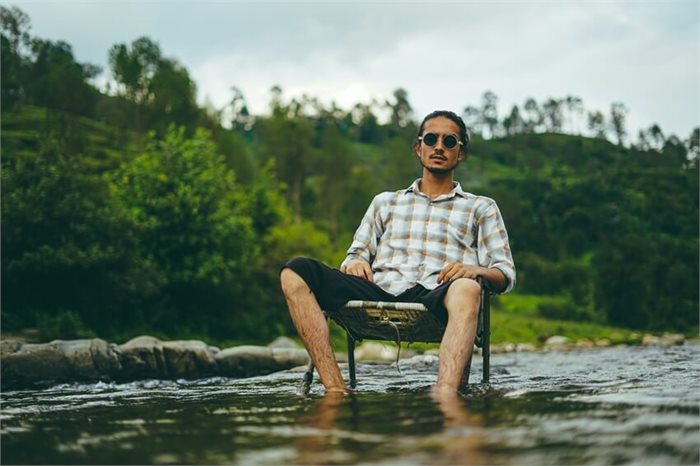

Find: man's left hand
437;262;484;284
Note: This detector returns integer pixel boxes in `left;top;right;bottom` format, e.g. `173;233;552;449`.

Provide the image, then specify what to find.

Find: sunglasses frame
418;132;464;150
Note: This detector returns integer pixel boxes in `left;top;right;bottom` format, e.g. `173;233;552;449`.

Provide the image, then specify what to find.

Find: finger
438;262;456;283
443;266;462;283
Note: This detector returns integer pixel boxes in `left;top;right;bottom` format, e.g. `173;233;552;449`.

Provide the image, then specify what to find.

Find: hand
341;259;374;282
437;262;483;284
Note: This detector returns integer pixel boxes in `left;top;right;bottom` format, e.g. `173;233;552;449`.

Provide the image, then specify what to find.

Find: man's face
415;116;464;175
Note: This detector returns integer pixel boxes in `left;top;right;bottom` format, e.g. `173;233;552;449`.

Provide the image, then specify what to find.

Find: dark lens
423;133;438;146
443;135;458;149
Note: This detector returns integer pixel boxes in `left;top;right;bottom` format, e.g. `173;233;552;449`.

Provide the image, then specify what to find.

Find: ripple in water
1;344;698;465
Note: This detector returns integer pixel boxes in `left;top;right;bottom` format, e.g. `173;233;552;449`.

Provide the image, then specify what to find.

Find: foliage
2;6;697;343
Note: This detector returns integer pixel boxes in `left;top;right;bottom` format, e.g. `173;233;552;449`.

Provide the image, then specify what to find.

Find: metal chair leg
482;290;491;383
301;360;314;395
347;332;356;388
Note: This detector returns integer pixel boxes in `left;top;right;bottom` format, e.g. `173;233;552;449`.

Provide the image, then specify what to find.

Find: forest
2;6;698;344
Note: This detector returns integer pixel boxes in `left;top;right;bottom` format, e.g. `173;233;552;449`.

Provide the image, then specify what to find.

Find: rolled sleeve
477;200;516;293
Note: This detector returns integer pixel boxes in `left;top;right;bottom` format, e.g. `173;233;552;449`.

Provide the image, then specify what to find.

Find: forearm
478;266;508;293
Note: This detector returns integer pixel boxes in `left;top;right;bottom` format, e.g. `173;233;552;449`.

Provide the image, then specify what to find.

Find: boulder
267;336;300;349
215;345;307;377
1;338;120;387
116;335;168;379
641;334;660;346
659;333;685;346
161;340;218;378
354;342;398;361
544;335;569;346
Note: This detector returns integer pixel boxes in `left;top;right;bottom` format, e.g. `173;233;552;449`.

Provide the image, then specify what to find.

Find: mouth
430;155;447;161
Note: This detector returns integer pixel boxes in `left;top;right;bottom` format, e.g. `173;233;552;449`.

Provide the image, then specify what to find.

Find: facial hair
419;156;459;175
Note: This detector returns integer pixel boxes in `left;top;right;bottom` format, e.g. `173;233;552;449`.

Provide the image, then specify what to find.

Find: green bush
37;310;95;341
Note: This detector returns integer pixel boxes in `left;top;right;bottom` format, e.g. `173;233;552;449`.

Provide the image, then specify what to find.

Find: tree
1;147;135;333
503;105;524;135
564;95;584;134
108;36;161;104
109;127;257;336
147;58;199;133
686;127;699;167
462;105;482;137
587;110;606;139
386;88;413;129
28;39;100;117
481;91;500;138
610;102;628;146
0;5;31;109
523;98;543;133
542;98;563;132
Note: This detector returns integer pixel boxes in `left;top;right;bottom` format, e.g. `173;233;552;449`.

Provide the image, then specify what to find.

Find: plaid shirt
341;179;516;295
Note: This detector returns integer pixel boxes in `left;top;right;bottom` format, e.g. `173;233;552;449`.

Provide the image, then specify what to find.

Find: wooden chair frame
301;278;491;393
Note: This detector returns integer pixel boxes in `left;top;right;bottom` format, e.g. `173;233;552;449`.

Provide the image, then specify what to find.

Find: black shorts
281;257;458;324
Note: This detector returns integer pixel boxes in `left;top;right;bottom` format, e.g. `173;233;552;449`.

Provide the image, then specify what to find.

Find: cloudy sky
12;1;700;139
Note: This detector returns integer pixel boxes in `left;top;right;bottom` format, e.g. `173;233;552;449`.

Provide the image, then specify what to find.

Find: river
1;344;698;465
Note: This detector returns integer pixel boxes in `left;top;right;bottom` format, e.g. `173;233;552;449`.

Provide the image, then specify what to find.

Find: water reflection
1;345;698;465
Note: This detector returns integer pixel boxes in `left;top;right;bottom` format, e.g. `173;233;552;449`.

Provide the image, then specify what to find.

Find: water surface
2;344;698;465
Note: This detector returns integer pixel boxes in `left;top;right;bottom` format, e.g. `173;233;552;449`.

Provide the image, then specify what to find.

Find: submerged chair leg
482;289;491;383
301;360;314;395
347;332;356;388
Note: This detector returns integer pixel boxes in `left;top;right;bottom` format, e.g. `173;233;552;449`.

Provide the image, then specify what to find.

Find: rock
516;343;537;352
267;336;300;349
1;338;120;387
354;342;398;361
595;338;611;347
161;340;218;378
399;354;439;369
660;333;685;346
271;348;309;368
642;334;660;346
576;339;595;349
424;348;440;357
116;335;168;379
215;345;307;377
544;335;569;346
492;342;516;354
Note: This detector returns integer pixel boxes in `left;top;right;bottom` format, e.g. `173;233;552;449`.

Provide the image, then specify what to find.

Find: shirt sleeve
340;194;385;269
476;199;517;293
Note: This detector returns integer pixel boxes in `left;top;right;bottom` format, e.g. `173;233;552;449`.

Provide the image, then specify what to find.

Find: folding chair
301;278;491;393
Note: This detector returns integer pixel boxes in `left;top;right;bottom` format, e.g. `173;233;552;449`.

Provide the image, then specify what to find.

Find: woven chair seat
327;300;484;346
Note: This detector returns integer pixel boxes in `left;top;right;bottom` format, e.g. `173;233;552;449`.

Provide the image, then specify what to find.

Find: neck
419;170;455;199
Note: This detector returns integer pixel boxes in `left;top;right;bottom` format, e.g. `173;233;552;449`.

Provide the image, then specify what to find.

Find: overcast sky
11;1;700;140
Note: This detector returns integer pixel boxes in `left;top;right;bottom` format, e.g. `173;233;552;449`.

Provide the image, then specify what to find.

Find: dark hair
415;110;469;153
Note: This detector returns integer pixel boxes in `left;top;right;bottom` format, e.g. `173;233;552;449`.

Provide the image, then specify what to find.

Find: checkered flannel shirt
341;179;516;295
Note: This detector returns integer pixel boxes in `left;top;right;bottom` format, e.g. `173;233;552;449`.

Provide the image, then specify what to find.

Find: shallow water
1;344;698;465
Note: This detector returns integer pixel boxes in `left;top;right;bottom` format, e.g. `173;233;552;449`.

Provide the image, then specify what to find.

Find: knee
280;267;309;297
444;278;481;319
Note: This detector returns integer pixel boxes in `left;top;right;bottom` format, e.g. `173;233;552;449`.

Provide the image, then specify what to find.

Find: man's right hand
341;259;374;282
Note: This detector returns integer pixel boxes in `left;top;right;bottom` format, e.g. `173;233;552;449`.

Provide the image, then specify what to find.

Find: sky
10;1;700;140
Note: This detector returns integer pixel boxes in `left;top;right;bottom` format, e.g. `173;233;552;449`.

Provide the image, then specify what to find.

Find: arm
339;194;385;281
437;200;516;293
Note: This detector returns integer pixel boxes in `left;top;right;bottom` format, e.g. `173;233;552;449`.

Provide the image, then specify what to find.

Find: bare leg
280;268;346;392
433;278;481;395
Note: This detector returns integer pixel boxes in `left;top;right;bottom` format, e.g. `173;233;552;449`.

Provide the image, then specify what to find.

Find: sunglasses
418;132;463;150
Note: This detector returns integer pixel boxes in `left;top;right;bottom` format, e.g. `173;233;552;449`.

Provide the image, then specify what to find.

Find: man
280;110;516;395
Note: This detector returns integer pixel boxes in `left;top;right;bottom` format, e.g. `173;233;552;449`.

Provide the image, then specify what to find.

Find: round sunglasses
418;132;464;150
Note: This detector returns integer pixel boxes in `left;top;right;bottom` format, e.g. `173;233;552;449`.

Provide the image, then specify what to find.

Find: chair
301;278;491;393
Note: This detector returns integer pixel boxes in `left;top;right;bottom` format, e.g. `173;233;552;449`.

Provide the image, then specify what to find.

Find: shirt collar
403;178;468;199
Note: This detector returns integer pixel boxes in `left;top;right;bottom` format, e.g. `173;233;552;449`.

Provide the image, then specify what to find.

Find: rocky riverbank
0;335;310;390
1;332;691;390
